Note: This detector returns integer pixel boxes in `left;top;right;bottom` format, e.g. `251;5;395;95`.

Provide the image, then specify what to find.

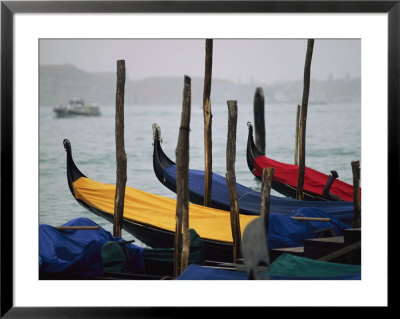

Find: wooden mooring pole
203;39;213;207
351;160;361;228
113;60;127;238
260;167;275;235
174;75;191;276
294;104;301;165
226;100;241;263
254;87;266;155
296;39;314;200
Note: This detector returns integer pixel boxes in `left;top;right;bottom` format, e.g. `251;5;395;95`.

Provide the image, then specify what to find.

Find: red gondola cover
253;155;360;202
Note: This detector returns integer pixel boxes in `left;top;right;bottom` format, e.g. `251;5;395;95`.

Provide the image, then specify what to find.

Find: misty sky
39;39;360;84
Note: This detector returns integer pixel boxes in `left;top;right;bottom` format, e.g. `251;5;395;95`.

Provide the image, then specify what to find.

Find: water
39;102;361;245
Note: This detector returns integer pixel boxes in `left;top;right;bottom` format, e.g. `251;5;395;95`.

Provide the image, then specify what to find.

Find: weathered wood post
203;39;213;207
260;167;275;235
351;160;361;228
294;104;301;165
254;87;266;155
113;60;127;238
174;75;191;276
226;100;241;262
296;39;314;200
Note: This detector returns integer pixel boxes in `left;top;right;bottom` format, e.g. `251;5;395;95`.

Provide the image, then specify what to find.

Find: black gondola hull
64;139;235;264
246;123;328;201
87;204;234;262
153;134;258;214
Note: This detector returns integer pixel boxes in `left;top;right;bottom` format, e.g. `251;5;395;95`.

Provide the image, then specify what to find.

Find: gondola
177;254;361;280
63;139;241;262
63;139;351;264
39;217;205;280
152;124;357;227
39;216;360;281
246;122;360;202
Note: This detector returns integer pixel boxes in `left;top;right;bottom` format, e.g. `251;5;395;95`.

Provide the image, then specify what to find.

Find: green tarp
102;229;205;276
143;229;205;276
265;253;361;278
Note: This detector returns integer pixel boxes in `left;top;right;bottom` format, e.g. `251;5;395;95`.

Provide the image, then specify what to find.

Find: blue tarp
164;166;356;226
177;254;361;280
39;217;145;276
39;217;357;280
267;207;350;249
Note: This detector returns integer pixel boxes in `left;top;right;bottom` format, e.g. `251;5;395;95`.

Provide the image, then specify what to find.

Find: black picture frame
1;1;394;317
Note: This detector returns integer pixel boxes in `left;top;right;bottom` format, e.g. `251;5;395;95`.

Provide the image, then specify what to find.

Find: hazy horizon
39;39;361;85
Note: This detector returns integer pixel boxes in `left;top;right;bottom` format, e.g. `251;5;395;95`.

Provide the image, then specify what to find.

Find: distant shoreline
40;64;361;107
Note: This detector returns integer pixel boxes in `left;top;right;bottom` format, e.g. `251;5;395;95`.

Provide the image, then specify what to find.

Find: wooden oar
290;216;331;222
318;241;361;262
56;226;100;230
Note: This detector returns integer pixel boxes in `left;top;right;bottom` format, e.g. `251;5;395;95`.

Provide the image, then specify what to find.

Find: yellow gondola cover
73;177;257;243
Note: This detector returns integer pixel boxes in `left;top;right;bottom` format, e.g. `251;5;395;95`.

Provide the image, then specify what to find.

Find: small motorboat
54;98;101;117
